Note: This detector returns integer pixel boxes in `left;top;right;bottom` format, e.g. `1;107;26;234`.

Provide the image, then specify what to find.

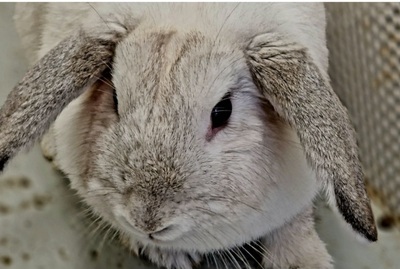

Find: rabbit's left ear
245;33;377;242
0;24;128;171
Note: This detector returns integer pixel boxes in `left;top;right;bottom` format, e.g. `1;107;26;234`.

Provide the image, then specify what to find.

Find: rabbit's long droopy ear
245;33;377;242
0;24;127;171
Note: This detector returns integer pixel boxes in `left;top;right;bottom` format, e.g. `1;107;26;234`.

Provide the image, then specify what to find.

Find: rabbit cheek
52;76;118;190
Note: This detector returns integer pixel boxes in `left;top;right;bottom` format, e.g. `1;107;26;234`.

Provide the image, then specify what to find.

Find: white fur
18;3;328;75
15;3;331;269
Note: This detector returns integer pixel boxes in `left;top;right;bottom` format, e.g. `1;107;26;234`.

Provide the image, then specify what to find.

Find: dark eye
211;93;232;129
113;88;118;114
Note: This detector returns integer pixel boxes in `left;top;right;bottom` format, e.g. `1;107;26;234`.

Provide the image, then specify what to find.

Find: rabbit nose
148;224;181;241
117;214;184;242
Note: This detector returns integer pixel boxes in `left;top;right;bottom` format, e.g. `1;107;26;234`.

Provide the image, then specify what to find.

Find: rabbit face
53;29;319;252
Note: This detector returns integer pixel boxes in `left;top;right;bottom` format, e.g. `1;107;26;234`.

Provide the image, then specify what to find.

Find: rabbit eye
211;93;232;129
113;88;118;114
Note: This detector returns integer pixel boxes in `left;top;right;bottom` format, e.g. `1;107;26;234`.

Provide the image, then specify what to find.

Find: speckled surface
0;3;399;269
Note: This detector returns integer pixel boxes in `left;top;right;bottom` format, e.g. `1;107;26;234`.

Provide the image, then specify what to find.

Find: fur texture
0;3;378;269
246;33;377;241
0;22;128;169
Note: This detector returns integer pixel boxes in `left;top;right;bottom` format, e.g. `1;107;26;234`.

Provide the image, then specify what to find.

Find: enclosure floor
1;3;399;269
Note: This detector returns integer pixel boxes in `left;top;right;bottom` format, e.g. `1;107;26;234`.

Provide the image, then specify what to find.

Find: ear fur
245;33;377;242
0;23;128;171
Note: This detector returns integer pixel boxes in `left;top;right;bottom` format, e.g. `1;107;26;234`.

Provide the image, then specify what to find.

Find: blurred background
0;3;399;269
326;3;400;229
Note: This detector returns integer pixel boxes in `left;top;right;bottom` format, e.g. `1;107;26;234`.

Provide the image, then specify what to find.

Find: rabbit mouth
116;215;189;244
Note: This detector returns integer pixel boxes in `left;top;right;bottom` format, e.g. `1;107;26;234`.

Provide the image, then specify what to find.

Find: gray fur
1;4;377;269
263;207;333;269
0;24;127;170
44;30;324;269
245;33;377;242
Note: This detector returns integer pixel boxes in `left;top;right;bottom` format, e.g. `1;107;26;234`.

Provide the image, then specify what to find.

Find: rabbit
0;3;377;269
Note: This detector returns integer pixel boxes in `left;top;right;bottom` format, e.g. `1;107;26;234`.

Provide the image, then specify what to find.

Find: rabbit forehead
112;29;249;114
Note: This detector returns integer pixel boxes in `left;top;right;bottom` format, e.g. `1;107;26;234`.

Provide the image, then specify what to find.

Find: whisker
74;217;107;261
96;73;114;86
110;229;120;244
204;254;211;268
250;240;275;267
86;216;105;238
234;247;252;269
213;3;241;51
208;57;245;92
193;207;243;238
98;224;115;253
226;248;245;269
203;3;242;86
210;251;220;269
218;250;229;269
87;3;111;30
240;243;264;269
92;75;115;89
204;196;263;214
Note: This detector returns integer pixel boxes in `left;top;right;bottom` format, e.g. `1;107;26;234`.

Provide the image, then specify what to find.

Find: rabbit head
0;22;377;255
51;29;320;252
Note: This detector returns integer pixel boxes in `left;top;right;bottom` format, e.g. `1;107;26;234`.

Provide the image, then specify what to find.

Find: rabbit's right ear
0;23;128;171
245;33;377;242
